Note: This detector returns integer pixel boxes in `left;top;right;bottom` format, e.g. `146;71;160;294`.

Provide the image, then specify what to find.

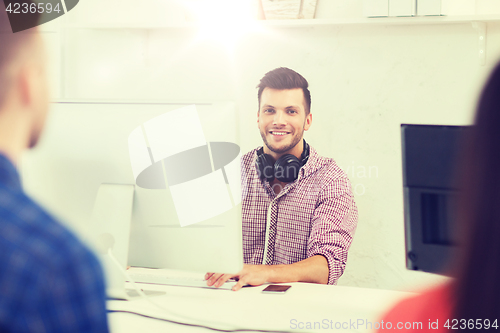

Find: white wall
40;0;500;291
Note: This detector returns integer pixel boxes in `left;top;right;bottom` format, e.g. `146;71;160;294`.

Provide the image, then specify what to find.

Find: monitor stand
89;184;165;301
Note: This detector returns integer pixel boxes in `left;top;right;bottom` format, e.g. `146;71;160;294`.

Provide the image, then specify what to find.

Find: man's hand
205;264;272;291
205;255;329;291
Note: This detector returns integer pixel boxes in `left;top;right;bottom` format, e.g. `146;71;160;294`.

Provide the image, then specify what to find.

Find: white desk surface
107;282;415;333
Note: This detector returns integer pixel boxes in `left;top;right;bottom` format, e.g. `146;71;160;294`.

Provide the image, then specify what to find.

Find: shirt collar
0;153;22;191
297;146;319;181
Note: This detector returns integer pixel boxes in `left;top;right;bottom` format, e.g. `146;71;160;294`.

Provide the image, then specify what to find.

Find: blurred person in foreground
0;4;108;332
377;63;500;331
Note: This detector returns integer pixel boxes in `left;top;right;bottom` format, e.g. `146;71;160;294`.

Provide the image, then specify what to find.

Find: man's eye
264;109;275;113
287;110;297;114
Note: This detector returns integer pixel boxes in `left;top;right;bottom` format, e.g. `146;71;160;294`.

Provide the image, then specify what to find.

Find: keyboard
126;267;238;290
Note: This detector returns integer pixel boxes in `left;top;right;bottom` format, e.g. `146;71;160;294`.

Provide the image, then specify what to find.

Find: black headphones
255;140;310;183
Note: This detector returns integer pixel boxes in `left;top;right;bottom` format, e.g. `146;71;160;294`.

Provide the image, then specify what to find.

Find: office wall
40;1;500;291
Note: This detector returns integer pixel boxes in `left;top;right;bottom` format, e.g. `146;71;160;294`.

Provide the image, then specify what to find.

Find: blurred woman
378;62;500;331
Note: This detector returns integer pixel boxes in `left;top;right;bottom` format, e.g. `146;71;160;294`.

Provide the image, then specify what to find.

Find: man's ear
304;112;312;131
16;63;37;110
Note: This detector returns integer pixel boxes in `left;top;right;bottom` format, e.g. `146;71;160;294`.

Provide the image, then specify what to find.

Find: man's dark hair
0;1;40;108
257;67;311;114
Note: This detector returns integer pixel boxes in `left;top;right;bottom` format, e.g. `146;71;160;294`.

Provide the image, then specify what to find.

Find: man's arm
307;175;358;285
206;255;329;291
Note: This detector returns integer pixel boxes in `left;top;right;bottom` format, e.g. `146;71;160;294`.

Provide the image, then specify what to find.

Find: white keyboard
126;267;237;290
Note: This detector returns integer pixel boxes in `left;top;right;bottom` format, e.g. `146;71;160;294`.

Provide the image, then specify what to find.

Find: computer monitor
401;124;470;274
20;101;243;275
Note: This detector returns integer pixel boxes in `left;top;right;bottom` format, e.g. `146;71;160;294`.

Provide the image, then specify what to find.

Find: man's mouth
270;131;290;136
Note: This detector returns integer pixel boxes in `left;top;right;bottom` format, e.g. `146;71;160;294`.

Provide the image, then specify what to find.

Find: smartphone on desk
262;285;291;294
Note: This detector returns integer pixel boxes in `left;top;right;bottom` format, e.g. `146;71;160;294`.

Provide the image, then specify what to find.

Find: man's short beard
260;129;303;155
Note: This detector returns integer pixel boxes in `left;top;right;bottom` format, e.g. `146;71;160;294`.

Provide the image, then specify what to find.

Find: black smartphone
262;285;291;293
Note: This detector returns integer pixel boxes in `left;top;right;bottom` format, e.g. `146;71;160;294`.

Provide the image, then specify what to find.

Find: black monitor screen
401;124;470;273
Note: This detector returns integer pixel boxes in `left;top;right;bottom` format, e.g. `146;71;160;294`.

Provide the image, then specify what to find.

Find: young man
0;5;109;332
206;67;358;291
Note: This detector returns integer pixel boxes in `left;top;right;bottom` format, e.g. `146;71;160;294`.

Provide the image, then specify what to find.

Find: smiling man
206;67;358;290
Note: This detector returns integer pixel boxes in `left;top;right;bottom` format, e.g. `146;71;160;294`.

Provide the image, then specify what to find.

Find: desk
107;282;414;333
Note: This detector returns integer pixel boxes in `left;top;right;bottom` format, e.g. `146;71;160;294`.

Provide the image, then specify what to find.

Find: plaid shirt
0;154;109;333
241;146;358;285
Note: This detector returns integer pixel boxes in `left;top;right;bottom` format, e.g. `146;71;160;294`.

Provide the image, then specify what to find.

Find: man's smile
269;130;291;136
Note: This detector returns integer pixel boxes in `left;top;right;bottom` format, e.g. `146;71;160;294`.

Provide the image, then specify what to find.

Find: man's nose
273;111;287;125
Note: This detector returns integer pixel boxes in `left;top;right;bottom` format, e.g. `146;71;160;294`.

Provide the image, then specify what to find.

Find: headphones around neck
255;140;310;183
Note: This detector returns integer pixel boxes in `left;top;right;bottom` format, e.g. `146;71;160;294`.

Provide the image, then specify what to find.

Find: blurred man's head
0;4;49;149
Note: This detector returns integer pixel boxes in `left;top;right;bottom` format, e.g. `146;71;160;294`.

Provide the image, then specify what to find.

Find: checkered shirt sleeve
307;169;358;284
241;146;358;285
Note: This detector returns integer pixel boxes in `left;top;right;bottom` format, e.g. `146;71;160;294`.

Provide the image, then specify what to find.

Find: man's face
257;87;312;156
